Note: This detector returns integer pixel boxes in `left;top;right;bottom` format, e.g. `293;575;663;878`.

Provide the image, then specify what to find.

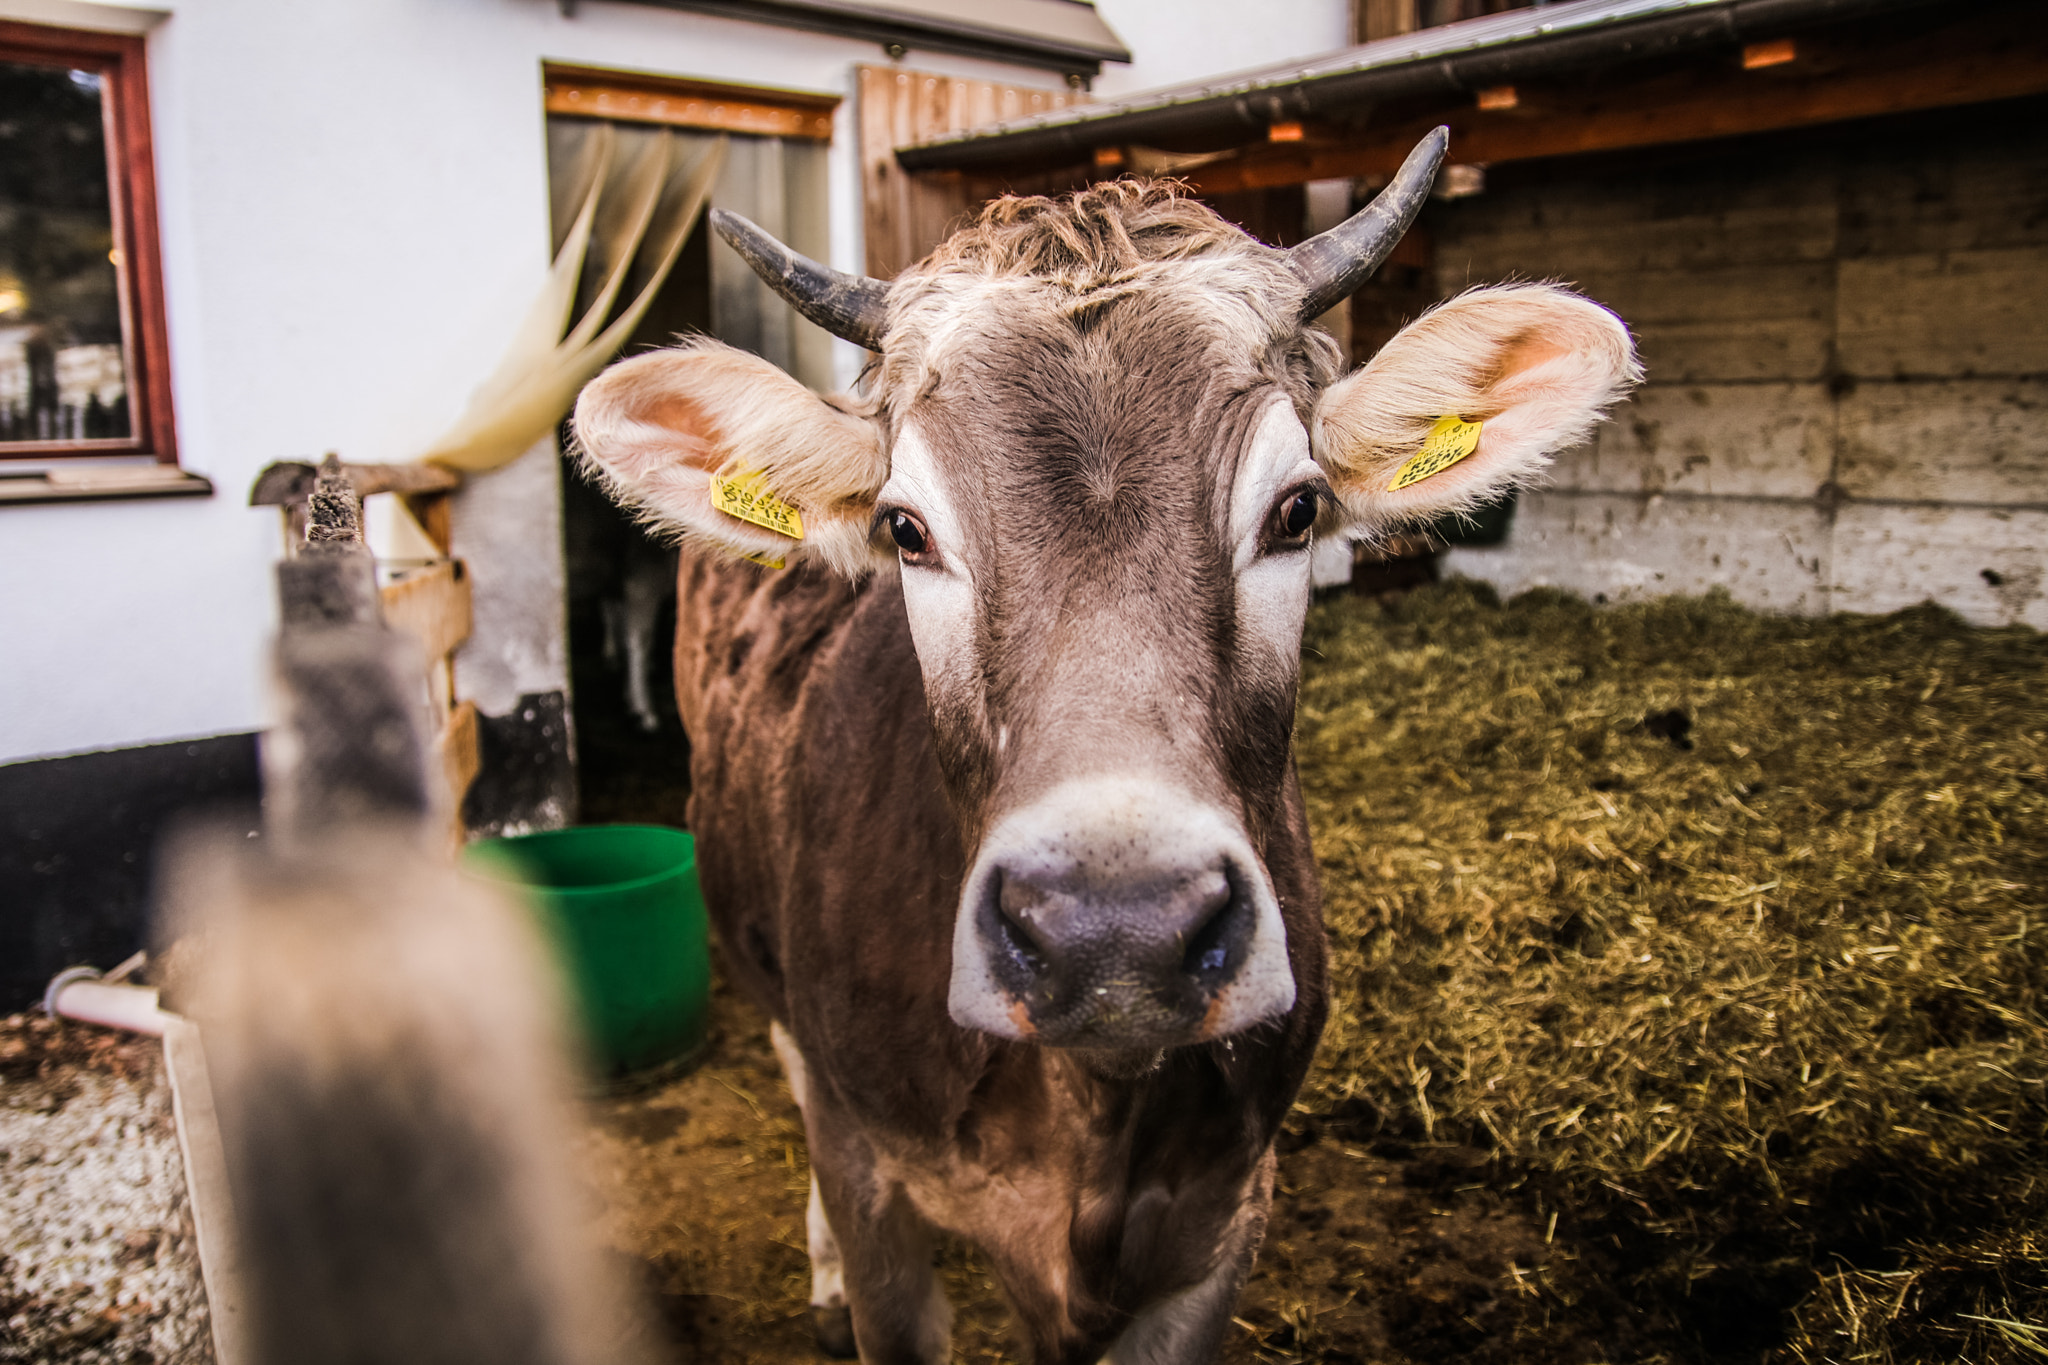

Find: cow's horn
1286;126;1449;322
711;208;889;351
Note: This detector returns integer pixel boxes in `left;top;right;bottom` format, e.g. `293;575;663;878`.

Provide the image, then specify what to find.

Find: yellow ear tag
708;466;805;541
740;549;787;571
1388;416;1484;492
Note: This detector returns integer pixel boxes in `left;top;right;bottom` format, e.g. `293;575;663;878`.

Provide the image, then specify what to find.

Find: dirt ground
7;989;1611;1365
578;974;1641;1365
16;579;2035;1363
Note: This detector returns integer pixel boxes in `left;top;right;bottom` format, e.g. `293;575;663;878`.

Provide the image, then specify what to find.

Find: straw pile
1293;581;2048;1362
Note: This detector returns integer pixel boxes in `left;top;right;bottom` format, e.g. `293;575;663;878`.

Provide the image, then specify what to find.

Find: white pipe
44;968;171;1037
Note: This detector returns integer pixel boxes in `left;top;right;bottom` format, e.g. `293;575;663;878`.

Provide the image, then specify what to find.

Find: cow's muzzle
948;779;1296;1047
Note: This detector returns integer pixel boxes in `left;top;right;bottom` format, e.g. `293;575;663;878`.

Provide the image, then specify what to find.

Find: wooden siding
859;65;1086;280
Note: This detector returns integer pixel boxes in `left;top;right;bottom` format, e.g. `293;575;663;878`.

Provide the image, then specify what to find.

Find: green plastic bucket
466;825;709;1080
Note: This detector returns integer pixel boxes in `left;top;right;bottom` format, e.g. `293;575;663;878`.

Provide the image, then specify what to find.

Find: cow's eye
888;509;934;562
1267;488;1321;547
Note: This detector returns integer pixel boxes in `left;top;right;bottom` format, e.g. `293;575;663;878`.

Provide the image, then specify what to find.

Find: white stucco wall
1091;0;1349;98
15;0;1348;764
0;0;1350;765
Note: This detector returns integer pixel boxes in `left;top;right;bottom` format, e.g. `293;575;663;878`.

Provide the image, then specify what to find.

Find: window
0;20;174;465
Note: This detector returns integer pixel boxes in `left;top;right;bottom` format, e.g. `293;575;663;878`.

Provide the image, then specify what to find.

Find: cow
574;127;1639;1364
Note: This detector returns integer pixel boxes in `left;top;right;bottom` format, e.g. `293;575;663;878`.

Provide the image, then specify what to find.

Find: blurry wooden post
858;65;1090;279
250;457;478;848
264;455;438;835
159;453;651;1365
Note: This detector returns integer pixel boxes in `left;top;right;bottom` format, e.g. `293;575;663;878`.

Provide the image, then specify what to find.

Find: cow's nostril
993;875;1051;978
1181;877;1245;986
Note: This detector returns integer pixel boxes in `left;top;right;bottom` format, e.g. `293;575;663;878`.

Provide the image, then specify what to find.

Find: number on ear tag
709;467;805;540
1388;416;1484;492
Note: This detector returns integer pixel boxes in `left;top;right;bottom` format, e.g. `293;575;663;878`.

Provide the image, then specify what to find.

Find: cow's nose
948;780;1296;1047
986;859;1246;1027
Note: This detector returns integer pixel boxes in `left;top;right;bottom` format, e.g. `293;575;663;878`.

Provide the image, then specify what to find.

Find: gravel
1;1013;214;1365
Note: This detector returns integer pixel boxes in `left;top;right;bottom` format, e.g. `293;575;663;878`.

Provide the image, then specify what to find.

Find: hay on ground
1295;581;2048;1361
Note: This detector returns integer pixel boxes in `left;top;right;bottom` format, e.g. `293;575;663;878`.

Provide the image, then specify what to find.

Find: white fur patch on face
1229;398;1322;670
880;422;979;704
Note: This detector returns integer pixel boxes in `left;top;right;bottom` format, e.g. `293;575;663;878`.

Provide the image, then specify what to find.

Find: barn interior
881;0;2046;632
548;109;837;829
516;5;2048;1355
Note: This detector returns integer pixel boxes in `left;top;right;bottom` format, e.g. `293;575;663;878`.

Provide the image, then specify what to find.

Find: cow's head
576;129;1638;1052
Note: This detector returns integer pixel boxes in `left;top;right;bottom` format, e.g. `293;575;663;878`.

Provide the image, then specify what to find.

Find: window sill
0;465;213;506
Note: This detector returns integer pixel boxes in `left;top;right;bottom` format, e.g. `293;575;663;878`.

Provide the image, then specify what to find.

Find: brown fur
672;556;1325;1362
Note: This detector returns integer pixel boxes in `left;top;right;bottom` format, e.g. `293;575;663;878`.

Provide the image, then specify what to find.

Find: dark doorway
550;118;834;827
557;214;710;829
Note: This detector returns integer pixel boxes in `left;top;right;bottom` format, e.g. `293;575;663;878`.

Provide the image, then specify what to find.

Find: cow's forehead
894;289;1290;511
875;251;1337;432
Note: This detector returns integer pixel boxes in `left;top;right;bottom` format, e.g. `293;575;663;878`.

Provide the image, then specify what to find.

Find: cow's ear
573;340;887;576
1312;283;1639;533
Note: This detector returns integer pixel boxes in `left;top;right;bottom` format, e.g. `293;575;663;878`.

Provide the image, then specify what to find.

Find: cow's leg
810;1155;950;1365
619;556;668;733
1099;1149;1276;1365
772;1024;855;1356
804;1174;855;1355
772;1023;949;1364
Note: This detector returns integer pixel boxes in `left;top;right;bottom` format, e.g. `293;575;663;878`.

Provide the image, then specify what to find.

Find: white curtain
548;121;834;391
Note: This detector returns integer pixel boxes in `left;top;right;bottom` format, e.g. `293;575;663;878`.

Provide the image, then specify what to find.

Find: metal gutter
895;0;1947;170
595;0;1130;77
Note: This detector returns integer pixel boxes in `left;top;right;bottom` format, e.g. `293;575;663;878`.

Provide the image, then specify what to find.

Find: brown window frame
0;19;176;466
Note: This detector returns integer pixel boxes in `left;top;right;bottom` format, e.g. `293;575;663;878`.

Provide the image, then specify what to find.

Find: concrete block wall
1434;101;2048;628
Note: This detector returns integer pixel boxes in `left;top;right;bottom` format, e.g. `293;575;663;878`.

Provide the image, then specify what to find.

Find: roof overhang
591;0;1129;78
895;0;2043;187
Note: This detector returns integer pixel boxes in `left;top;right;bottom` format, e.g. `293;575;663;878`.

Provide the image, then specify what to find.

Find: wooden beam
1355;0;1417;45
379;559;473;668
434;700;480;843
401;491;453;558
249;460;461;507
1188;17;2048;194
543;64;839;141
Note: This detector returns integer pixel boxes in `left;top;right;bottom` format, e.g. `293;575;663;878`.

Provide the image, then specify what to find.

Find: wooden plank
402;490;453;557
1837;136;2048;258
379;559;472;666
161;1016;249;1365
435;699;480;816
1356;0;1417;43
1184;17;2048;194
249;460;461;507
862;65;1086;279
1439;193;1841;276
1440;490;1834;616
543;64;838;140
1459;263;1835;384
